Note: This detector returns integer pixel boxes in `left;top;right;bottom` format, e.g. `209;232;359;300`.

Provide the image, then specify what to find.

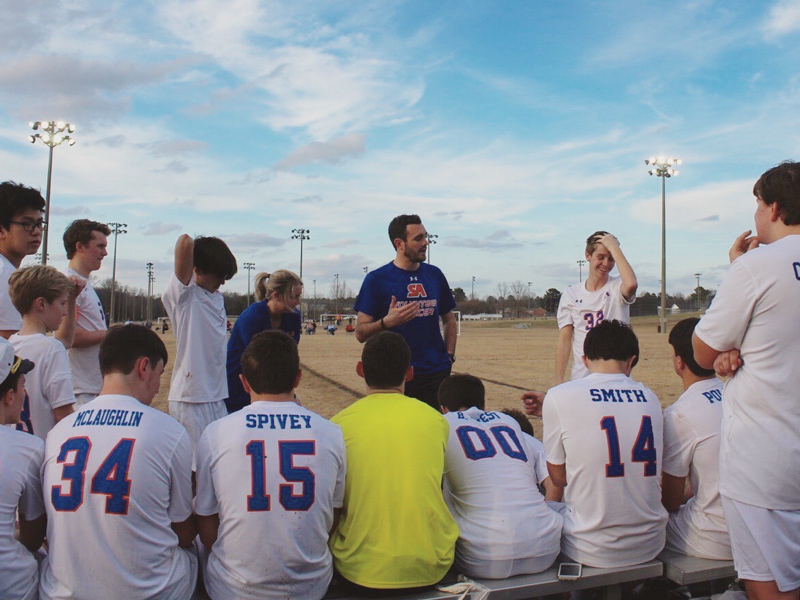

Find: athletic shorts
455;552;558;579
169;400;227;469
721;496;800;593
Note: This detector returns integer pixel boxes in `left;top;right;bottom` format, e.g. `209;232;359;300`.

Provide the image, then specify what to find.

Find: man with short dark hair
693;160;800;599
329;331;458;594
40;325;197;599
438;373;562;579
661;317;730;560
0;181;45;338
62;219;111;406
354;214;457;409
162;234;238;466
543;319;667;568
196;330;345;599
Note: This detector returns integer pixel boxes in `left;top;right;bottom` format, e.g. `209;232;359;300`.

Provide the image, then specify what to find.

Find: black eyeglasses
9;219;46;232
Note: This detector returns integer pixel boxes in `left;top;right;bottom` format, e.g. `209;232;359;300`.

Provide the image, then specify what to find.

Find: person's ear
356;361;365;379
239;374;253;395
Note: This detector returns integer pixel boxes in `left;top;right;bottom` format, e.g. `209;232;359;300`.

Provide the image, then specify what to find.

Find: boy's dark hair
585;230;611;256
0;182;45;230
241;330;299;395
193;236;238;280
669;317;715;378
0;370;24;399
361;331;411;389
63;219;111;259
438;373;485;412
583;319;639;368
753;161;800;226
388;214;422;250
99;324;168;376
500;408;534;436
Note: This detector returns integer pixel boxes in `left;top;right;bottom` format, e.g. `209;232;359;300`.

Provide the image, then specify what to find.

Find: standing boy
197;330;345;599
162;234;237;464
543;319;667;567
40;325;196;599
62;219;111;406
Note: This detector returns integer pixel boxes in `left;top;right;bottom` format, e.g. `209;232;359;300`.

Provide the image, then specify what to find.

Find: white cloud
142;222;181;236
275;133;365;170
763;0;800;37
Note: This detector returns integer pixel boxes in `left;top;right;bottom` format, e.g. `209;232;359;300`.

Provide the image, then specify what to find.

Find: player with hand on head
353;214;457;409
555;231;637;383
661;317;730;561
0;182;46;339
225;269;303;413
62;219;111;406
440;374;562;579
543;319;667;568
693;161;800;600
40;325;197;600
0;338;44;600
197;330;345;599
162;234;237;467
329;331;458;595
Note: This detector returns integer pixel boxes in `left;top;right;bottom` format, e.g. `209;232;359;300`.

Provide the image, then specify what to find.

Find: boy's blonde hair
9;265;73;315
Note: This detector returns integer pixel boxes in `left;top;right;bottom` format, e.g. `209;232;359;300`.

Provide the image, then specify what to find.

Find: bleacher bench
325;559;663;600
658;549;736;586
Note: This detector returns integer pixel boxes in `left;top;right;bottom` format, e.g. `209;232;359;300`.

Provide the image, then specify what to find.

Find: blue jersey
225;302;301;411
354;262;455;375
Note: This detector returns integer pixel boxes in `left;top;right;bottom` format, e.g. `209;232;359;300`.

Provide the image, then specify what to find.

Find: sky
2;0;800;301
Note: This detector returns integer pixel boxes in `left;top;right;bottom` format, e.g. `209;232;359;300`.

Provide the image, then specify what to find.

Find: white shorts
455;552;558;579
721;496;800;593
169;400;227;469
664;507;732;561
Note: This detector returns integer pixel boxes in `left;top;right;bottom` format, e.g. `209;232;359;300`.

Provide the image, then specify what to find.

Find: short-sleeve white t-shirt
523;432;549;486
0;426;45;600
694;235;800;510
443;408;562;564
9;333;75;441
0;254;22;331
40;394;195;600
543;372;667;567
557;276;633;380
162;273;227;403
66;268;106;396
196;401;346;600
662;377;730;560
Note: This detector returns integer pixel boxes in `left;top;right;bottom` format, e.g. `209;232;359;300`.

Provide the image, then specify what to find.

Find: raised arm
174;234;194;286
55;276;86;348
599;233;637;301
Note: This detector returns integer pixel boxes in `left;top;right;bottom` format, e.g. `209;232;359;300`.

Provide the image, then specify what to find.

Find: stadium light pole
243;262;255;306
471;276;475;300
334;274;339;315
577;259;586;282
527;281;532;311
694;272;702;311
146;262;154;323
291;229;310;279
108;222;127;324
363;266;368;274
646;156;681;334
426;233;438;263
28;120;76;265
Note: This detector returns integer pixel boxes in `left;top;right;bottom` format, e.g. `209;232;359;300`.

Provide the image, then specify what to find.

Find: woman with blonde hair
224;270;303;413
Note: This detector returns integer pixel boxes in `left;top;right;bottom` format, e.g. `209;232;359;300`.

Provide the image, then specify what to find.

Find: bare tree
510;280;527;318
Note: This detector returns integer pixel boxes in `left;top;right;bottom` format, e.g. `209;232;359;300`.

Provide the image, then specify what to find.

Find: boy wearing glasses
0;181;46;339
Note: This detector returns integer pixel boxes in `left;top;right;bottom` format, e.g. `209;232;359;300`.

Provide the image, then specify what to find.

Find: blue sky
2;0;800;301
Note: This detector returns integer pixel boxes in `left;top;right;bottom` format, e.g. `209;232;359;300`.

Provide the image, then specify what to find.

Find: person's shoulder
1;424;45;456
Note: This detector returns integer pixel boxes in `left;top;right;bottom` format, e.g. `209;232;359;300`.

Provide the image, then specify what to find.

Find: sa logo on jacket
407;283;428;298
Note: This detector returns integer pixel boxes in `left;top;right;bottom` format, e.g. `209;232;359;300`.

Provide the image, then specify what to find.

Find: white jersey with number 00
443;408;562;565
543;373;667;567
557;276;632;380
196;401;346;600
40;394;195;600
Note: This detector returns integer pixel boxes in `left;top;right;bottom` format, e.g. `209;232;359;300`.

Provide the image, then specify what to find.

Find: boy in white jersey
693;161;800;599
162;233;237;467
40;324;197;600
61;219;111;406
196;330;346;599
0;338;44;600
556;231;637;382
439;374;562;579
500;408;562;502
543;319;667;568
8;265;82;440
662;317;730;560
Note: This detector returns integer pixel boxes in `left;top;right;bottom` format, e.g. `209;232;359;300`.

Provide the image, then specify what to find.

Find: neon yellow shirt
330;392;458;589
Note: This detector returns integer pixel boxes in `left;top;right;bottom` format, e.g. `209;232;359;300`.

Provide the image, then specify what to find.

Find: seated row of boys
1;311;728;598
